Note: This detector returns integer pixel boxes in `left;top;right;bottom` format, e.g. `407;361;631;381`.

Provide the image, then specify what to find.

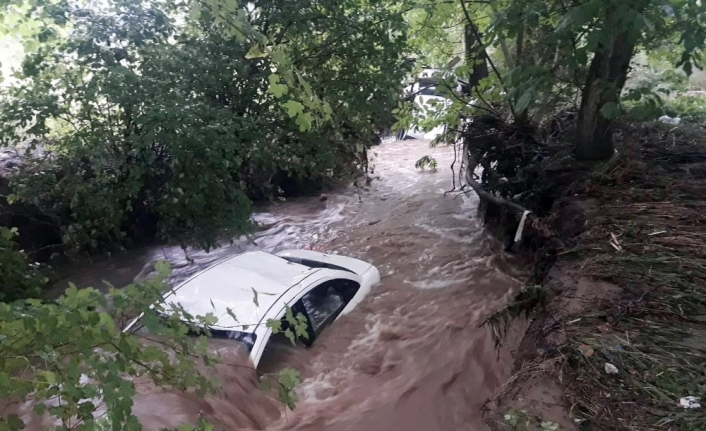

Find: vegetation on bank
0;0;410;257
559;126;706;431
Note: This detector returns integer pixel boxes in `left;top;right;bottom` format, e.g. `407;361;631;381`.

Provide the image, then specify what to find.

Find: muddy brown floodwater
49;139;527;431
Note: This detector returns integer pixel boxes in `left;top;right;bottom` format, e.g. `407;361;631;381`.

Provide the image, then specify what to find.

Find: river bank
484;123;706;430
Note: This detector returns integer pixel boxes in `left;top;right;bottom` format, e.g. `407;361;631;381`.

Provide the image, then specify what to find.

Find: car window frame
248;271;361;366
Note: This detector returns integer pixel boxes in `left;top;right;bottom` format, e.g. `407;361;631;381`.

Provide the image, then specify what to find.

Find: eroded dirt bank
22;138;528;431
485;125;706;431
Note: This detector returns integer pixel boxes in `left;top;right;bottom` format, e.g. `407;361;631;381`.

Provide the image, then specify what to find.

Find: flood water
47;139;527;431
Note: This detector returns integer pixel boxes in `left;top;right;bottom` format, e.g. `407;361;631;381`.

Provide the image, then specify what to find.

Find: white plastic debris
604;363;619;374
658;115;681;125
513;210;532;243
680;396;701;409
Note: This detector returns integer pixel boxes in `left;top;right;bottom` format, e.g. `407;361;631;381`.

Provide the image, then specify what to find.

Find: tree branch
463;145;529;215
458;0;517;119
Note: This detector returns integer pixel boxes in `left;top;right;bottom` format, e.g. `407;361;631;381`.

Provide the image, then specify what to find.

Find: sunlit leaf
244;44;268;59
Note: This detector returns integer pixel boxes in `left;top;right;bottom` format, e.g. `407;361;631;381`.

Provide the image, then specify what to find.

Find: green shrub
664;95;706;123
0;0;409;253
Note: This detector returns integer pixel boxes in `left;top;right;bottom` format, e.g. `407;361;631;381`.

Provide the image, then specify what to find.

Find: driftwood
463;149;529;215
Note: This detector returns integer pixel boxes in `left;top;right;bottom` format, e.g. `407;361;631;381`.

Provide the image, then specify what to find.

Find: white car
397;69;455;141
125;250;380;368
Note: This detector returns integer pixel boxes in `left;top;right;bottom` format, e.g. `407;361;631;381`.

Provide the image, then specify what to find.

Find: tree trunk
575;15;638;160
464;22;489;91
499;39;514;69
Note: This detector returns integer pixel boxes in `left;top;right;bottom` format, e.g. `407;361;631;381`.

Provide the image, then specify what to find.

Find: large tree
401;0;706;160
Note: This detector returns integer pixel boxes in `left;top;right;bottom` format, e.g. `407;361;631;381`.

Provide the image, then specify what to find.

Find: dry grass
563;125;706;431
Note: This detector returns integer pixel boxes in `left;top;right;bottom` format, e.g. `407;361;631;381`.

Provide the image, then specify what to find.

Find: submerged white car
125;250;380;368
397;69;455;141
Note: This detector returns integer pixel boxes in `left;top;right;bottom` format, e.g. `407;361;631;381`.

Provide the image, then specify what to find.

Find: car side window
300;282;346;334
333;279;361;303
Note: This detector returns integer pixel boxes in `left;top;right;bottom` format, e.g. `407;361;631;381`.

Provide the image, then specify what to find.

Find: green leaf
295;112;313;131
514;91;533;113
278;368;300;388
251;287;259;307
268;74;288;98
202;313;218;326
322;102;333;117
99;312;116;334
557;3;595;31
284;307;296;326
37;370;57;384
600;101;622;119
282;100;304;117
244;44;268;59
266;318;282;333
294;321;309;339
284;328;296;345
154;260;171;276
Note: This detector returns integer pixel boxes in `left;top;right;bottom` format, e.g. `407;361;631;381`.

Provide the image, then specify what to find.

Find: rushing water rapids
40;138;526;431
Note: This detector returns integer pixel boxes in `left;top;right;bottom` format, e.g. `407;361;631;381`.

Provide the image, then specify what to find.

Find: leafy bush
0;260;308;431
622;87;667;121
0;261;215;431
0;227;46;302
623;93;706;123
0;0;409;253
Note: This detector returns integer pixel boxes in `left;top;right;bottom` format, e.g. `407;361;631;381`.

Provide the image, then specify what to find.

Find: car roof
163;251;319;332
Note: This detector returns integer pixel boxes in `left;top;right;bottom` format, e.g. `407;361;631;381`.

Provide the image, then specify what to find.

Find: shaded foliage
0;227;46;302
0;0;410;253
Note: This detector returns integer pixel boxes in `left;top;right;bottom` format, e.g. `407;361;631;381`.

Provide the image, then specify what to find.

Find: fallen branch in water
464;150;530;216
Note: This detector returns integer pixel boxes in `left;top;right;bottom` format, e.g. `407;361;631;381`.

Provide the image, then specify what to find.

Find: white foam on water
418;223;485;245
348;315;384;352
